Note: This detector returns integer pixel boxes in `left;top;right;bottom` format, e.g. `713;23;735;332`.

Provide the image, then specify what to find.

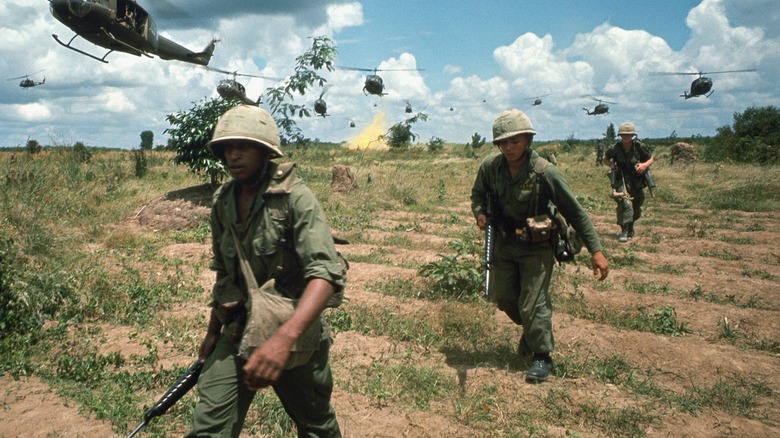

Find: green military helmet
207;105;283;160
618;122;636;136
492;109;536;144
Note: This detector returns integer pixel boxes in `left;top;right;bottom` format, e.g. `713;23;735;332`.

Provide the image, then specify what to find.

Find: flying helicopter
210;68;283;106
525;93;551;106
339;66;424;96
582;96;616;116
49;0;218;65
404;100;413;113
313;87;330;117
8;70;46;88
649;69;757;99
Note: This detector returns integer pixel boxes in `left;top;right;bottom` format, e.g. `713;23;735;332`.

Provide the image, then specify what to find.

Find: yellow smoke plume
345;111;389;151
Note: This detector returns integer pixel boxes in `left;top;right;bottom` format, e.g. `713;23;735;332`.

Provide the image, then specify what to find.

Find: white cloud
327;2;364;32
17;103;52;121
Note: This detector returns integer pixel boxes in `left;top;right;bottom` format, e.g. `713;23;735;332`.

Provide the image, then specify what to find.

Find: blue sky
1;0;777;148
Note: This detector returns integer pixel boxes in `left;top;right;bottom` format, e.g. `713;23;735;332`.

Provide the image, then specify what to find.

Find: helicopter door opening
117;0;148;37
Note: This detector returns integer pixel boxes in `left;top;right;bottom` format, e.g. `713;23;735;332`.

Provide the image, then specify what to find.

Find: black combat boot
627;222;635;238
526;353;553;383
618;224;628;243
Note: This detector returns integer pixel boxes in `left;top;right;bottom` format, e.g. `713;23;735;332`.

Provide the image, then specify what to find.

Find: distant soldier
604;122;654;242
595;139;604;166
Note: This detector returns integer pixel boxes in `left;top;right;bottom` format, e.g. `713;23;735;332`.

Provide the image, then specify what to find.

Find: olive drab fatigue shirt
209;161;345;338
605;140;653;186
471;150;603;255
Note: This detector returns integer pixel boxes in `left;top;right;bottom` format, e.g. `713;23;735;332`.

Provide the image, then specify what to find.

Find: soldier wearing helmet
603;122;655;242
471;109;609;383
189;105;345;436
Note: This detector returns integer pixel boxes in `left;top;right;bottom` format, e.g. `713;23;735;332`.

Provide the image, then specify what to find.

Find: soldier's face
620;134;633;146
497;134;532;164
223;141;269;184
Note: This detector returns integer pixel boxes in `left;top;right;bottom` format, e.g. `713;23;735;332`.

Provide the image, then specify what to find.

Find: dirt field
1;156;778;437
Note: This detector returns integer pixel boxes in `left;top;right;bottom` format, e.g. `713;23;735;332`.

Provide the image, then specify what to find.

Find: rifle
644;167;656;198
125;358;205;438
608;158;617;189
483;192;496;298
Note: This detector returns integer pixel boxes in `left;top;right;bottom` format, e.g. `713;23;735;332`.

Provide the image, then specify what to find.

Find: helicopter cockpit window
67;0;93;18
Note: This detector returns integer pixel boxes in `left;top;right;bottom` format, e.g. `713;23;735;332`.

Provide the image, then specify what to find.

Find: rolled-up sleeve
289;183;345;291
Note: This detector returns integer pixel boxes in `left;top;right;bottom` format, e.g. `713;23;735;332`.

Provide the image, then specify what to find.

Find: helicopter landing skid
52;33;113;63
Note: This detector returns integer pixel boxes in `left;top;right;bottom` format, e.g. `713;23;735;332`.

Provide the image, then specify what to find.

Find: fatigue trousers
187;334;340;438
614;178;645;226
490;238;555;354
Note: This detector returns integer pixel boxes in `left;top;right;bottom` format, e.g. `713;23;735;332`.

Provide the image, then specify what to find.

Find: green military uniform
471;150;603;354
596;140;604;166
188;161;345;438
605;139;653;226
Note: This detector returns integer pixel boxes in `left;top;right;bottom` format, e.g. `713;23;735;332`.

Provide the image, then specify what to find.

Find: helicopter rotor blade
6;69;46;81
522;93;551;99
204;66;283;81
700;69;757;75
650;68;756;76
581;95;617;104
337;66;376;72
337;66;424;72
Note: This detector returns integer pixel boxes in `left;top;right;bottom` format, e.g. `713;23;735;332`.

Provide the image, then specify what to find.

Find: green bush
417;231;483;299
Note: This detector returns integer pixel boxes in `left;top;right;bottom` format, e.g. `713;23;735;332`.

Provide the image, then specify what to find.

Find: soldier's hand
476;212;487;230
242;333;294;391
591;251;609;281
198;332;220;359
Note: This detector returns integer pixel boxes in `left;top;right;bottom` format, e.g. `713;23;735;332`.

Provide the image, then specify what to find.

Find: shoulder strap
528;155;550;216
229;226;259;290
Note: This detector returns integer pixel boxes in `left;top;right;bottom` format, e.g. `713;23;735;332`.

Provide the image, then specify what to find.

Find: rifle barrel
124;419;147;438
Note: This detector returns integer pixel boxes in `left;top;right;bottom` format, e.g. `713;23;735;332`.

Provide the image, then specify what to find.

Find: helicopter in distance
211;68;282;106
525;93;551;106
339;66;424;96
49;0;218;65
8;70;46;88
313;87;330;117
582;95;616;116
404;100;413;113
649;69;757;99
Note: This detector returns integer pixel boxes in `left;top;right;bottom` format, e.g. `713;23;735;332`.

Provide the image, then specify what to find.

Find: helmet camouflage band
492;109;536;144
618;122;636;136
207;105;283;159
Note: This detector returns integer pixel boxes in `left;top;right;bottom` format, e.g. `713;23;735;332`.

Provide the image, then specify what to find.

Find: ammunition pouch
526;214;554;243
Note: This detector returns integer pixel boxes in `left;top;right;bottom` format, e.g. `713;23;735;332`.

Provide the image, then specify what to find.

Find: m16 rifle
483;192;496;298
644;168;656;198
125;358;205;438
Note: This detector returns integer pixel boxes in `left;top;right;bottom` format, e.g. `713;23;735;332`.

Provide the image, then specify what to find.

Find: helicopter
49;0;218;65
8;70;46;88
404;100;413;113
525;93;551;106
649;69;757;99
313;87;330;117
339;66;424;96
582;95;616;115
211;68;282;106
